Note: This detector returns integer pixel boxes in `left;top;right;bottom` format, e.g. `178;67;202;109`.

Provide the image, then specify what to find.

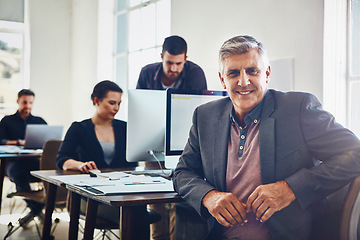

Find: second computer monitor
126;89;228;168
164;89;228;168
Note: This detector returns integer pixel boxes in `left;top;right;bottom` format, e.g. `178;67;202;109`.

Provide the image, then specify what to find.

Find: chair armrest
340;176;360;240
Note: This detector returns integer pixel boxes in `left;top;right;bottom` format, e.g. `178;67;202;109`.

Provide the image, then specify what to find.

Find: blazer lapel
86;119;105;162
213;100;232;191
259;92;276;184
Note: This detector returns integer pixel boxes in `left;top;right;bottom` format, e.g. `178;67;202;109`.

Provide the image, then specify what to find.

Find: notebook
23;124;63;149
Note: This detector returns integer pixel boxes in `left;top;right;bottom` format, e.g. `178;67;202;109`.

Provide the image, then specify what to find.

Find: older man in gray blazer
173;35;360;240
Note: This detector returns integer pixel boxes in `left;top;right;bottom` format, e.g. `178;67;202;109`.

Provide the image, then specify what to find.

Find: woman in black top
56;80;136;171
56;81;150;230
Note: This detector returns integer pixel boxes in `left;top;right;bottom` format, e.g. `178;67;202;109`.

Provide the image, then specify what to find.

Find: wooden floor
0;177;121;240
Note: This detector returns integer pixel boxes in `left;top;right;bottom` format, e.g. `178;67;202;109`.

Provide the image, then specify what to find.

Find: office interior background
0;0;359;138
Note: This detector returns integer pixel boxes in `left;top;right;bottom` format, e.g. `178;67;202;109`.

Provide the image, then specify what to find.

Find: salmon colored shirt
222;108;271;240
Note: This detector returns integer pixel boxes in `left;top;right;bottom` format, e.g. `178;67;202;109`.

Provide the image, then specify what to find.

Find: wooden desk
0;152;42;214
31;169;184;240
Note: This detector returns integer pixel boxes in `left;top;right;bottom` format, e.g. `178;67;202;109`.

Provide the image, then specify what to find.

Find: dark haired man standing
136;35;207;90
136;36;208;240
0;89;47;224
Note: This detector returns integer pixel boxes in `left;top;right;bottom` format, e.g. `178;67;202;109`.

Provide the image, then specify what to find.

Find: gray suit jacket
173;89;360;240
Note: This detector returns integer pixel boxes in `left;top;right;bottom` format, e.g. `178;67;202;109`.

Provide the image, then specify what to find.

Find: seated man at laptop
0;89;47;224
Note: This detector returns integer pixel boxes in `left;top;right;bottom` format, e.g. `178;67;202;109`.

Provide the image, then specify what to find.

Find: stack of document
50;171;174;195
0;145;43;154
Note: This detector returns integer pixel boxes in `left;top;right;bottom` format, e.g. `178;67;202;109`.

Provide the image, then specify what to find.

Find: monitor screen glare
165;89;228;157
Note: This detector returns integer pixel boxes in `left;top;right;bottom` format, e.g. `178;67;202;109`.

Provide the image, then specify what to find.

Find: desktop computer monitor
164;89;228;169
126;89;228;169
126;89;166;163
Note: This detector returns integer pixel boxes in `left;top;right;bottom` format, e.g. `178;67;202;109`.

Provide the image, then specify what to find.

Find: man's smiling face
219;49;271;121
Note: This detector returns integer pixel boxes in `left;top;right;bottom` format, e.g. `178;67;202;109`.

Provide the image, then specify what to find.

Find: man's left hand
246;180;296;223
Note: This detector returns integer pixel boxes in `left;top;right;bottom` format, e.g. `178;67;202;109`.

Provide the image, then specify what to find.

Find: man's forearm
5;140;18;145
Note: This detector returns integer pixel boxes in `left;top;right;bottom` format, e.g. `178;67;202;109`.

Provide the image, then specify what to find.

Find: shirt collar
230;96;264;129
15;111;33;121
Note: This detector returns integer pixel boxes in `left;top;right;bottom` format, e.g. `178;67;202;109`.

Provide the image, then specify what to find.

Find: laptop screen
24;125;63;149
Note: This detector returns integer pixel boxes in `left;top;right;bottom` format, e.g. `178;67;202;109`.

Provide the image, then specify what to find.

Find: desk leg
83;198;98;240
69;192;80;240
0;158;6;214
42;183;57;240
120;205;150;240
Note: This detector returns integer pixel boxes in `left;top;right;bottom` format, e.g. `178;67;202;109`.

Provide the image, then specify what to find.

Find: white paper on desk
0;145;43;154
90;176;174;195
95;171;129;179
50;173;174;195
50;171;130;185
49;174;116;187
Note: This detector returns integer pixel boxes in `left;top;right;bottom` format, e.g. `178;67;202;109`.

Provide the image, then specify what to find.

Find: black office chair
67;190;161;240
311;176;360;240
77;198;121;240
5;140;67;239
5;155;44;215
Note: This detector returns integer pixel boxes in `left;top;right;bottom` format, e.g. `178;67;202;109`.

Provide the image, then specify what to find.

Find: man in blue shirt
136;35;207;90
0;89;47;225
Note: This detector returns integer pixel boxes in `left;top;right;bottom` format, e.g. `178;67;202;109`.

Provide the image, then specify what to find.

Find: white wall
172;0;324;100
28;0;99;131
27;0;325;129
70;0;98;122
28;0;72;128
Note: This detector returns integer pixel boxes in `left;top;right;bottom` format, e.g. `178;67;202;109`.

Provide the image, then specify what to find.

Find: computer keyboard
125;169;173;178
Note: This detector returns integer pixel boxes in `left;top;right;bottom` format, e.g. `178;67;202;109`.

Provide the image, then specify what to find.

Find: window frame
0;0;29;117
113;0;170;91
347;0;360;136
113;0;171;120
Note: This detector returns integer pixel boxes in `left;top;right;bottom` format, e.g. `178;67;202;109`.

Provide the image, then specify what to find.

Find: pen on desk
109;175;129;180
124;180;165;185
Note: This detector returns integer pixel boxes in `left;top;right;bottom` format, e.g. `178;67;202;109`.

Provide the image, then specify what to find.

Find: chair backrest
312;177;360;240
340;176;360;240
40;140;62;170
40;140;67;204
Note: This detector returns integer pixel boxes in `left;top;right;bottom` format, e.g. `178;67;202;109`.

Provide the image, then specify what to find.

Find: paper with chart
50;171;174;195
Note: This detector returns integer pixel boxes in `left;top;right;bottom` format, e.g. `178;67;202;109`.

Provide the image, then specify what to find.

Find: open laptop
23;124;63;149
0;125;63;154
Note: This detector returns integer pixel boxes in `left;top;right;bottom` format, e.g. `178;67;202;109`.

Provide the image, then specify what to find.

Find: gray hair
218;35;269;73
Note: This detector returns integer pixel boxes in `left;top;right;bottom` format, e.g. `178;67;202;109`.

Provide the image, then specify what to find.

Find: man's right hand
202;190;247;227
